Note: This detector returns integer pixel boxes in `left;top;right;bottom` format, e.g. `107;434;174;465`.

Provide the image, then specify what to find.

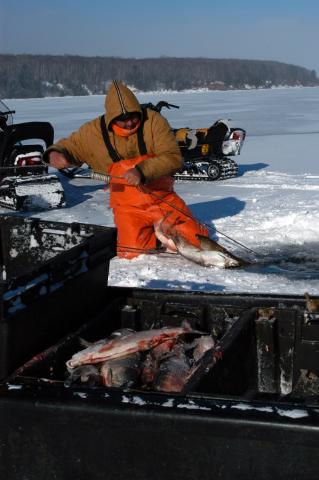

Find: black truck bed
1;287;319;479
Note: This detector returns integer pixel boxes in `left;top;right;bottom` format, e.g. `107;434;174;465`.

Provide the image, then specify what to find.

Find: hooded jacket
45;81;182;183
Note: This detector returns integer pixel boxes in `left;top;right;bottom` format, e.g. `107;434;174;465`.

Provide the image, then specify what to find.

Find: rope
116;245;169;255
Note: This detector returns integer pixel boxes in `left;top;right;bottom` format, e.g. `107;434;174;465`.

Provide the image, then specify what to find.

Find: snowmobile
0;99;65;211
144;101;246;181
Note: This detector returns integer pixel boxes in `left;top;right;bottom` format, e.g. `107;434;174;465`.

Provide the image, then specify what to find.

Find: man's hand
124;167;142;186
48;151;73;169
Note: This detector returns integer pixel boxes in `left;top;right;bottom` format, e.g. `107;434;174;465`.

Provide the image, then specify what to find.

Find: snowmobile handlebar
155;101;179;112
142;101;180;113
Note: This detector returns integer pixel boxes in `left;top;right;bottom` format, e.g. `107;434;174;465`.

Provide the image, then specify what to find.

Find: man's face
114;113;140;130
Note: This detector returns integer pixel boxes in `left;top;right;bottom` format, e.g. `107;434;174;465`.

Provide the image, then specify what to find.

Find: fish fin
181;319;193;331
157;211;186;237
154;214;178;252
79;337;92;348
155;211;174;230
197;234;229;254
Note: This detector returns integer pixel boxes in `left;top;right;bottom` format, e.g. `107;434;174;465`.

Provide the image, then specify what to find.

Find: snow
230;403;309;419
275;408;309;419
73;392;88;399
6;384;23;391
3;87;319;296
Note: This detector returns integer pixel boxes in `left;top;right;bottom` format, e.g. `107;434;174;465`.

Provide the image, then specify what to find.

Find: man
45;80;207;258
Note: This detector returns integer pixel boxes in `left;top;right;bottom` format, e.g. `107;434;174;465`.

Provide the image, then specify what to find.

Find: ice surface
3;87;319;295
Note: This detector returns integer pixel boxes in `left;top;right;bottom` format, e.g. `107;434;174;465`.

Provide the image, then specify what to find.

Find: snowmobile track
174;158;238;181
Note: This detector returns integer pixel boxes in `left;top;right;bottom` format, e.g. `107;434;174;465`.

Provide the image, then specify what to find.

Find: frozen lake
3;87;319;295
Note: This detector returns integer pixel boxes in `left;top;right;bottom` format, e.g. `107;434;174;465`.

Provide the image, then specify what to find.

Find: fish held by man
154;214;248;268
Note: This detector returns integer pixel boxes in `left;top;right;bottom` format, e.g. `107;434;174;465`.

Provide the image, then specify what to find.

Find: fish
100;352;142;388
191;335;215;362
305;292;319;313
256;308;276;321
154;212;247;268
64;364;101;387
66;326;193;370
141;338;177;386
152;344;191;393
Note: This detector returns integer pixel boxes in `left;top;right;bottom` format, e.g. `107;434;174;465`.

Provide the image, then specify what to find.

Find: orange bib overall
108;154;208;258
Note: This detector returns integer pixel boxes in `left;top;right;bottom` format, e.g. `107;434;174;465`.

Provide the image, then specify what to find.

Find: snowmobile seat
0;122;54;168
174;120;229;159
206;121;229;150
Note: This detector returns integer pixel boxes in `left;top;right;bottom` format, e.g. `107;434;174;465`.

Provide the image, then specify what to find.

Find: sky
1;0;319;75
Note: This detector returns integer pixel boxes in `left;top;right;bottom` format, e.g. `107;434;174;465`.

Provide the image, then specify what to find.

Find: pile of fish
65;325;216;393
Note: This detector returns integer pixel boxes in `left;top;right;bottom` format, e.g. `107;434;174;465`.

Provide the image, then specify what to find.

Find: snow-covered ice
3;87;319;296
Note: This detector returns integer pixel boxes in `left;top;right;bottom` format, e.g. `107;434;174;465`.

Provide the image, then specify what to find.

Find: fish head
223;256;241;268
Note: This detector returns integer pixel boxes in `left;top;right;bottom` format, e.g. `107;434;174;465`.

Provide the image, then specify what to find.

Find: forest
1;54;318;99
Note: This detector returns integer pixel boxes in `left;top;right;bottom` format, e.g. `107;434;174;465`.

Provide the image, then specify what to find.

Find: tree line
0;54;318;99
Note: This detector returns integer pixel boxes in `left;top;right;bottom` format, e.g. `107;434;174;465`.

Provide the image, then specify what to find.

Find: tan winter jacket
45;81;182;182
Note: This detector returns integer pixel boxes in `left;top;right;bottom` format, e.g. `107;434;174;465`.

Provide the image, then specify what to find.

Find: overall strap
100;115;122;162
137;108;147;155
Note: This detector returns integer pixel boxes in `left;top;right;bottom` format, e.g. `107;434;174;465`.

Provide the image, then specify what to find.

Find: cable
116;244;174;255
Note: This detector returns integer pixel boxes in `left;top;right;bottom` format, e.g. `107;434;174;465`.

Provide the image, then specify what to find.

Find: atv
59;100;246;182
0;99;65;211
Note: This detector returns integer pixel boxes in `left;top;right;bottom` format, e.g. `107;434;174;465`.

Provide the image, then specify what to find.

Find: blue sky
1;0;319;74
